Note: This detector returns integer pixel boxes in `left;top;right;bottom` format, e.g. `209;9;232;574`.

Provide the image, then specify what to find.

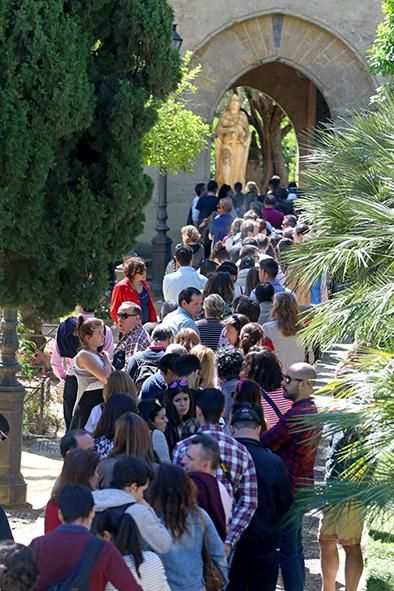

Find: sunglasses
169;380;189;389
117;313;139;319
0;430;8;442
284;375;304;384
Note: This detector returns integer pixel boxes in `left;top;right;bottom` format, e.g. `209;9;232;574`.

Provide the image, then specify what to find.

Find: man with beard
261;362;320;591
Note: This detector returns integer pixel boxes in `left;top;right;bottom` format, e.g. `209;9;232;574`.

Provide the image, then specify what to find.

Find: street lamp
150;25;183;295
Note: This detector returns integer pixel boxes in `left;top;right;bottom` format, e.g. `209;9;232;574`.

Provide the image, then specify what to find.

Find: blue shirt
209;213;234;243
140;372;167;400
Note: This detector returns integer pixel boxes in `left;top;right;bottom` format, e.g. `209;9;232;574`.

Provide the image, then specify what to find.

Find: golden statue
215;94;251;188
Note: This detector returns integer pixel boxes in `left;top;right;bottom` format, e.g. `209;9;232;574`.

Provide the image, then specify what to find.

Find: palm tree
285;91;394;522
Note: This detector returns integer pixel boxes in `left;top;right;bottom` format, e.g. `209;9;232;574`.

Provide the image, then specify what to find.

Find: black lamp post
150;24;183;295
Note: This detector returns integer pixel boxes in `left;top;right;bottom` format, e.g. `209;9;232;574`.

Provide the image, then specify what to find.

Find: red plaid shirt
172;424;258;546
261;397;321;491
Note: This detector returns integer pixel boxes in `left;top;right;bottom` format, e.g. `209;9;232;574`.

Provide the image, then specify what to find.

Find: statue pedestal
0;308;27;506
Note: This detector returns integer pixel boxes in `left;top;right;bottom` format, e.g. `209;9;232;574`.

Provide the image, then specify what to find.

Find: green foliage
367;519;394;591
0;0;181;317
144;52;210;174
281;123;298;181
369;0;394;76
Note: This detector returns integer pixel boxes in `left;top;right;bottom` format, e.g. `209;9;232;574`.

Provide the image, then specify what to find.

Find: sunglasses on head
117;313;138;319
169;380;189;389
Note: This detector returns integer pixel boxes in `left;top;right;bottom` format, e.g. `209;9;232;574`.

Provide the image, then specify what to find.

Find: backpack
47;536;105;591
56;316;106;359
91;502;136;535
134;357;161;391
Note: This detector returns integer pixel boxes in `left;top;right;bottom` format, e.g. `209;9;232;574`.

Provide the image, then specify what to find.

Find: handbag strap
261;389;283;420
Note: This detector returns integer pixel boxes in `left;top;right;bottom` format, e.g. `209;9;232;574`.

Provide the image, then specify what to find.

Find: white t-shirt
85;404;103;433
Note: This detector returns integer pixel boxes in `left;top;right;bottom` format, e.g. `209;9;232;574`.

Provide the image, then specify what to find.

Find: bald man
261;362;320;591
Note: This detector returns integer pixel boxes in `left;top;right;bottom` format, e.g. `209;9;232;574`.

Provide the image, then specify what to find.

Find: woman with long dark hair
162;384;197;454
93;393;137;458
96;510;170;591
138;398;170;463
202;272;234;317
239;323;264;355
147;464;227;591
44;449;99;532
241;347;292;428
220;313;249;348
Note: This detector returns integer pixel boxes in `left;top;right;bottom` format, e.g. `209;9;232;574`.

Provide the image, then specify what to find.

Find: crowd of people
0;176;364;591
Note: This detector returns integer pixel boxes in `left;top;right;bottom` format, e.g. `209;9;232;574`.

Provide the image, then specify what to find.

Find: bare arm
76;351;112;383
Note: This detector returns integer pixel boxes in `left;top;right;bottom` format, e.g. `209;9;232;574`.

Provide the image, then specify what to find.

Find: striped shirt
261;388;293;430
196;318;224;351
106;551;170;591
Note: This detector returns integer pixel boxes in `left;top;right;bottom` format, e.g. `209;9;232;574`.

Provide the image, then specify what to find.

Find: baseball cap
231;405;261;425
239;256;256;270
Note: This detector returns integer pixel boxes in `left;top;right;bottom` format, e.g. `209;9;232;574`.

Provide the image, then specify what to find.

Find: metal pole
0;308;27;506
151;172;172;295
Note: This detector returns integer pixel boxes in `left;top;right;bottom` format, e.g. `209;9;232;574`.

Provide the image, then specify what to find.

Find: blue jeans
279;510;305;591
310;277;322;305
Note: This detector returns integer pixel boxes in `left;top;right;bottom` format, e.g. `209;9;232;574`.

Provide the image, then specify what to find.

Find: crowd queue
0;177;364;591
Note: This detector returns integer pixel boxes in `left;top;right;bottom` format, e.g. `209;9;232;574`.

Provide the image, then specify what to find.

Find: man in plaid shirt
173;388;258;556
113;302;151;370
261;362;320;591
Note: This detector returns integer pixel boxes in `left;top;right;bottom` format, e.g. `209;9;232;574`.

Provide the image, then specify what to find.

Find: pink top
261;388;292;429
50;314;114;381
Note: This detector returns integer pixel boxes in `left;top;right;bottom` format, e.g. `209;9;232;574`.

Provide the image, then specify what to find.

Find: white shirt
262;319;305;372
162;266;207;302
191;195;200;226
106;551;170;591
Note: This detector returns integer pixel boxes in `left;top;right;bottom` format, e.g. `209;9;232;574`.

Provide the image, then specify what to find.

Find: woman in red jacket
110;257;157;325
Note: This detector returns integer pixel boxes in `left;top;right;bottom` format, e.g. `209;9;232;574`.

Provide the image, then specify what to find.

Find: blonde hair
245;181;260;194
271;292;300;336
175;328;200;352
190;345;216;388
181;225;201;245
103;370;137;403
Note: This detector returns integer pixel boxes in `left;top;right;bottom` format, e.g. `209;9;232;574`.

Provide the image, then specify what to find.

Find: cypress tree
0;0;180;316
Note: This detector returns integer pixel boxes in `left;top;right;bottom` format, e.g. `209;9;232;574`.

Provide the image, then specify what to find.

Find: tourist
216;260;243;297
243;181;261;213
166;226;205;274
262;292;305;371
97;412;156;488
0;541;39;591
174;328;200;352
245;266;260;296
209;197;234;246
44;448;100;532
235;256;256;292
239;322;265;355
216;347;244;423
222;217;243;249
59;428;94;458
196;179;218;225
241;347;292;428
189;344;216;388
261;362;320;591
211;241;232;265
202;271;234;317
32;484;140;591
94;457;172;554
293;222;310;244
138;398;170;463
127;326;173;391
250;258;286;299
199;258;218;278
234;295;261;323
228;406;293;591
96;510;170;591
173;388;258;555
162;244;207;302
50;304;114;431
181;433;232;540
113;302;151;369
255;281;275;324
161;287;202;335
282;214;297;230
147;464;228;591
261;194;285;229
162;383;197;454
232;181;244;215
139;353;182;400
93;393;137;458
220;313;249;348
72;317;113;429
232;380;264;426
110;256;157;325
267;175;289;207
85;370;137;434
187;182;206;227
196;293;224;352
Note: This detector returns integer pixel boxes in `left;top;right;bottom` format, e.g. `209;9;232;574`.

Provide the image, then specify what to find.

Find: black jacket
236;437;293;549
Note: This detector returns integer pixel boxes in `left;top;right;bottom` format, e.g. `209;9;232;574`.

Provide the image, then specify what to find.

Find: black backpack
131;353;161;390
47;536;105;591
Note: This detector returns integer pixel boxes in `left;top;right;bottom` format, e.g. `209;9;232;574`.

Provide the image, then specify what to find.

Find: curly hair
239;323;264;355
271;292;300;336
181;225;201;245
216;346;244;381
241;347;283;391
122;257;146;281
147;464;198;539
0;542;39;591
